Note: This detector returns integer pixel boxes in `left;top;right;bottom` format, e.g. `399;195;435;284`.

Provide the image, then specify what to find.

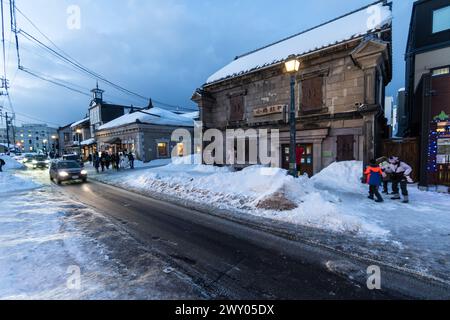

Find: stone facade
193;36;392;175
95;123;194;162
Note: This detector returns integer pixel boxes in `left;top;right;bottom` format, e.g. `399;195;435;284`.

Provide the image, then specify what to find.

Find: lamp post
76;129;82;157
284;55;300;177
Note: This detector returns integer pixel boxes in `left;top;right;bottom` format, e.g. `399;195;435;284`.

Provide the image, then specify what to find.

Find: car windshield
57;161;81;169
64;155;79;161
34;156;47;161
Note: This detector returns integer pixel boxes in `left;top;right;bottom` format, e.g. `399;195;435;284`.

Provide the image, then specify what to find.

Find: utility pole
5;111;10;152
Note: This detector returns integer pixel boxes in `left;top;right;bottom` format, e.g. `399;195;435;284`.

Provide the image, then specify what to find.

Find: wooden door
336;135;355;162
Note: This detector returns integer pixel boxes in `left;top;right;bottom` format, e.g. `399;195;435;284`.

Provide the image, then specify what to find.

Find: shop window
433;5;450;33
176;143;184;157
432;67;450;77
157;142;168;158
229;95;245;122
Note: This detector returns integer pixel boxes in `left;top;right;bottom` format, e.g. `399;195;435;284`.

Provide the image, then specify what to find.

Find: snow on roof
98;107;194;131
206;1;392;84
70;117;90;128
179;111;200;120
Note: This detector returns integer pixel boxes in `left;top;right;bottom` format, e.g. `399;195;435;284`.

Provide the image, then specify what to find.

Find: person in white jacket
388;156;413;203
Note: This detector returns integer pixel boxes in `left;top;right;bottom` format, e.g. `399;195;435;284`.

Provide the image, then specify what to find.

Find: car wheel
82;178;87;183
56;179;62;185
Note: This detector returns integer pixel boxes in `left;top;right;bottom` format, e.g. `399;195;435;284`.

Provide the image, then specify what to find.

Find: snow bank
0;155;26;171
312;161;365;193
96;160;387;237
0;172;40;194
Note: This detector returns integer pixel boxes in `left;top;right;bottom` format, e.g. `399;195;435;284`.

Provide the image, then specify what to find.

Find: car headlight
32;160;38;164
45;160;50;164
59;171;69;177
81;170;88;175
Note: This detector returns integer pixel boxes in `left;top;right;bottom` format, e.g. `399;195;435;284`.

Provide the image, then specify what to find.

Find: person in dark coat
100;152;106;172
0;157;5;172
115;153;120;171
93;152;100;173
128;152;135;169
105;152;111;170
364;159;385;203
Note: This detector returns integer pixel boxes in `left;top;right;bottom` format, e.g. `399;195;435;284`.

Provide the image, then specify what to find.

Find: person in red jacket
364;159;385;203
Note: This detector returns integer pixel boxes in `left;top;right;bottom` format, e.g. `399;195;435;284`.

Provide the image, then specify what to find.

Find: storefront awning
80;138;96;146
105;137;122;145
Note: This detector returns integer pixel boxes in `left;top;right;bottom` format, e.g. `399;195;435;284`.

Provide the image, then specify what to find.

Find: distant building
57;123;73;156
395;88;407;137
16;124;58;153
405;0;450;188
95;107;194;162
385;96;394;126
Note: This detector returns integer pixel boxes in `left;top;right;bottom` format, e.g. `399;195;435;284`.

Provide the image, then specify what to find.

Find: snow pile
207;2;392;83
312;161;365;193
96;160;387;237
0;172;40;194
0;155;26;171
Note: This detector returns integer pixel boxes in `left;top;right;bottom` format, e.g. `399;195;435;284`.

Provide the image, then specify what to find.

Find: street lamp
76;129;82;156
284;55;300;177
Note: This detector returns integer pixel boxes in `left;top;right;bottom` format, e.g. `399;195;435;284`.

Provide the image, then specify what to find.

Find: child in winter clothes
364;159;385;203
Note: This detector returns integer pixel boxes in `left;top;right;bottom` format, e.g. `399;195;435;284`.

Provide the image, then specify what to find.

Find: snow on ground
0;155;26;171
92;156;387;237
0;171;205;299
90;157;450;283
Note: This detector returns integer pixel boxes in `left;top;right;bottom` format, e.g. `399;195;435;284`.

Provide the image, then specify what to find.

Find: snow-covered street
88;157;450;285
0;157;205;300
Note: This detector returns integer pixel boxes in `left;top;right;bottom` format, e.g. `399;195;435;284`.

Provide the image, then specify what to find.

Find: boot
375;199;384;203
402;196;409;204
368;195;374;200
391;194;401;200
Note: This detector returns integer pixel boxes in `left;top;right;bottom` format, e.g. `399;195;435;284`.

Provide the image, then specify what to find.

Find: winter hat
369;159;377;166
389;156;399;164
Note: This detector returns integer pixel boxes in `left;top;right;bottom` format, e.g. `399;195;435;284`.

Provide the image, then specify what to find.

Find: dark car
31;155;50;169
62;154;84;167
50;160;88;184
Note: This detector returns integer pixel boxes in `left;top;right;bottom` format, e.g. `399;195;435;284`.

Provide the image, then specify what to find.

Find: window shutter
301;77;323;112
229;95;245;122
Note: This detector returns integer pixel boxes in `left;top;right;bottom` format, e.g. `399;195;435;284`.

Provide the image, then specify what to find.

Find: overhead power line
13;5;197;112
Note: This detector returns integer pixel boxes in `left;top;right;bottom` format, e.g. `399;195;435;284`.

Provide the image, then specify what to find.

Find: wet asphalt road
55;178;400;300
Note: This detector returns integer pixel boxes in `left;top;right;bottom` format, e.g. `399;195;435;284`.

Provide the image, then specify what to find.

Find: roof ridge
234;0;388;61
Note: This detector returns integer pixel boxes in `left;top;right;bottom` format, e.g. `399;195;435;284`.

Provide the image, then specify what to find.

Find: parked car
49;160;88;185
22;153;37;163
62;154;84;167
30;155;50;169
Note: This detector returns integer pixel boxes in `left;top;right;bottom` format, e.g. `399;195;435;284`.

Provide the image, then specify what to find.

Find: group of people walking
364;156;413;204
91;151;135;173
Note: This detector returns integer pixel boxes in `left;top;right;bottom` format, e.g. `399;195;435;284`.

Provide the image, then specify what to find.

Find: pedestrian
93;152;100;173
0;157;5;172
105;152;111;170
128;152;135;169
378;156;392;194
100;152;106;172
88;153;93;164
388;156;413;203
364;159;385;203
115;153;120;171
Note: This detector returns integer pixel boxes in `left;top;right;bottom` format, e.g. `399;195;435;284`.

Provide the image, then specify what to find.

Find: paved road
60;179;399;299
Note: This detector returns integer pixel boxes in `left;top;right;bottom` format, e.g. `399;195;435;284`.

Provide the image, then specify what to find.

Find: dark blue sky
2;0;414;127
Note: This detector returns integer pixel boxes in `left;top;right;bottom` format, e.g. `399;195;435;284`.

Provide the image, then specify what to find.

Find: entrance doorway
282;144;313;177
336;135;355;162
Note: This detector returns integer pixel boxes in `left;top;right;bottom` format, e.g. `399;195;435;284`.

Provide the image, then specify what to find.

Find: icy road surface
0;169;206;300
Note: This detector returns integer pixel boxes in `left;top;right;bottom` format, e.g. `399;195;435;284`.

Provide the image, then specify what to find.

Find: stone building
192;1;392;176
95;107;194;162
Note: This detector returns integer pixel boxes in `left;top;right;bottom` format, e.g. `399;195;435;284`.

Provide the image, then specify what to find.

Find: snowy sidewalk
0;156;205;299
87;157;450;284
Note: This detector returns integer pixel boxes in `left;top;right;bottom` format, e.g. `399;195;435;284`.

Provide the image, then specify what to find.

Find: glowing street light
284;55;301;177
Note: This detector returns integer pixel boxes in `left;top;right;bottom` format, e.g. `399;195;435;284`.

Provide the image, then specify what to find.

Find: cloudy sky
1;0;414;128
